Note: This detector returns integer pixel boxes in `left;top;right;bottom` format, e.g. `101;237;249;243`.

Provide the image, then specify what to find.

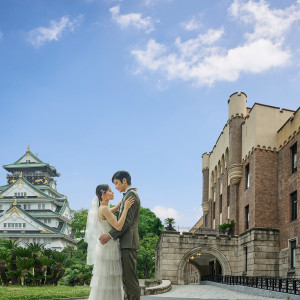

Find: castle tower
227;92;247;184
0;148;76;250
227;92;247;235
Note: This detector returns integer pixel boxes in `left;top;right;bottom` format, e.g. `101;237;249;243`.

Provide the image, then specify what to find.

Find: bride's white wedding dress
88;218;123;300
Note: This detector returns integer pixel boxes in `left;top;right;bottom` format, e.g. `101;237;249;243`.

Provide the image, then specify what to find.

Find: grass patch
0;285;91;300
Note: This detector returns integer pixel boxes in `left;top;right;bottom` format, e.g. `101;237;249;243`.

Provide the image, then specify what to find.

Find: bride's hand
124;196;135;210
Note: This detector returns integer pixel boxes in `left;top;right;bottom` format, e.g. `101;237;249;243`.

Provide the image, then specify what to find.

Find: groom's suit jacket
109;188;140;250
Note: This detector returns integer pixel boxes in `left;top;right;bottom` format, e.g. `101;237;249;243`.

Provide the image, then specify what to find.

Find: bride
85;184;134;300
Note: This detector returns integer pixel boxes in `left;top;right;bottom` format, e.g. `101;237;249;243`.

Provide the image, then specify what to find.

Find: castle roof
3;147;60;177
0;176;54;199
0;201;75;242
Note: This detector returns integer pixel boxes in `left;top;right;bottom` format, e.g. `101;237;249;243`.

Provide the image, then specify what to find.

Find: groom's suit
109;188;141;300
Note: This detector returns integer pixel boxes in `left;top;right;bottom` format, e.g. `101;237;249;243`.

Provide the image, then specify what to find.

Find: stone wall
156;228;280;284
238;228;279;277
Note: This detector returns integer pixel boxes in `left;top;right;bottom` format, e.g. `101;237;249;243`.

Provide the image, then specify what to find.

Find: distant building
156;92;300;284
189;217;203;233
0;148;76;250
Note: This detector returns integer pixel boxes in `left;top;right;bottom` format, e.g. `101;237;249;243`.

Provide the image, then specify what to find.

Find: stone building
0;148;76;250
156;92;300;284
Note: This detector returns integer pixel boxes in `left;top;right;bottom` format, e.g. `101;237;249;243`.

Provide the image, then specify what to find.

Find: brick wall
238;154;255;234
278;132;300;251
254;149;278;228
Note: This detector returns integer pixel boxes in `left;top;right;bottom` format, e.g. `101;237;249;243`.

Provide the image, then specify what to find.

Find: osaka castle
0;147;76;250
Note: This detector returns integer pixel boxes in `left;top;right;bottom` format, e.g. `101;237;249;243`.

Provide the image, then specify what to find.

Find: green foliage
0;238;73;286
164;217;176;231
218;220;235;231
218;223;229;230
71;209;88;239
61;240;92;286
136;208;163;279
0;285;91;300
138;207;164;239
137;233;159;279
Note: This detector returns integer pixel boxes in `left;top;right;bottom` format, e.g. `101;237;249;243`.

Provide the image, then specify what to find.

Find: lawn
0;285;91;300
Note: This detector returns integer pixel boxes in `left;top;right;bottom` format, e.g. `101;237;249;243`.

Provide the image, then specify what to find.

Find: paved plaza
141;284;281;300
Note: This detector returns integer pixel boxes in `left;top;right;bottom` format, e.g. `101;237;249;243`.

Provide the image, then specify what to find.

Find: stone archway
177;246;232;284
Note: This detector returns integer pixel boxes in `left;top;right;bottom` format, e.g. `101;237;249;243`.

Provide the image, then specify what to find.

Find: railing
201;275;300;295
7;172;50;178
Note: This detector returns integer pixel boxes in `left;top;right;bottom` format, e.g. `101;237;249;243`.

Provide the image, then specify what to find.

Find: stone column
202;153;210;227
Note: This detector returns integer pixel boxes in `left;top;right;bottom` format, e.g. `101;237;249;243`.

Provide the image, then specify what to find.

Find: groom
99;170;141;300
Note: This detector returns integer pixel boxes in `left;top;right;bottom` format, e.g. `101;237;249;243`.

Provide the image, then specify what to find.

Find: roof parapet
228;92;247;120
202;152;210;170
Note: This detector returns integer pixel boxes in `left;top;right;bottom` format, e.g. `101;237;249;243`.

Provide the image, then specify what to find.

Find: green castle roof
3;148;60;177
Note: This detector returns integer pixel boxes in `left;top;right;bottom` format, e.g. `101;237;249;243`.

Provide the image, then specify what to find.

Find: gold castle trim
9;207;20;216
40;230;52;234
16;180;24;185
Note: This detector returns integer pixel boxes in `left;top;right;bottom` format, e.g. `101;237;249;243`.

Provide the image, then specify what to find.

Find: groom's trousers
121;249;140;300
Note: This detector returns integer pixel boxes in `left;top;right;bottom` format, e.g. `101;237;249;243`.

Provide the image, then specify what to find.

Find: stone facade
156;92;300;283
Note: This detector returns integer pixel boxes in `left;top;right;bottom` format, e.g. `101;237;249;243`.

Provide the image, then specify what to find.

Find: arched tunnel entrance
177;247;231;285
183;252;222;284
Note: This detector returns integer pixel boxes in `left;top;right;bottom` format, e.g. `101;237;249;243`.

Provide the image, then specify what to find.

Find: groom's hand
99;233;111;245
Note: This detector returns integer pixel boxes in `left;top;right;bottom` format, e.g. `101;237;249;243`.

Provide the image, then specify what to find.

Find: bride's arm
101;197;135;231
110;201;121;213
110;188;137;213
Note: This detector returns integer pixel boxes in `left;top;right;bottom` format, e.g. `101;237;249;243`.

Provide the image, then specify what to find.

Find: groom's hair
112;171;131;185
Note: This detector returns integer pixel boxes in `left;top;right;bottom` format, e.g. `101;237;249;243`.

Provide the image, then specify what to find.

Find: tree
71;209;88;239
164;217;176;231
137;233;159;279
138;207;164;239
0;239;20;285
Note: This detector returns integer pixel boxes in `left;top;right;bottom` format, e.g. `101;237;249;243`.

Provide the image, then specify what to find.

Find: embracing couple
85;171;141;300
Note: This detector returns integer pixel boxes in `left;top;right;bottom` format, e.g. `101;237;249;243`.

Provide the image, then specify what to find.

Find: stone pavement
141;284;281;300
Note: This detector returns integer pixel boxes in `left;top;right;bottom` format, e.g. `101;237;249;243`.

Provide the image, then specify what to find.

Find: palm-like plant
26;242;45;253
16;256;34;285
46;250;71;285
63;245;75;258
1;239;20;284
164;217;176;231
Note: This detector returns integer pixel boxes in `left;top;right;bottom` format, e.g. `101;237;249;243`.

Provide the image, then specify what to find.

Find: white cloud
181;17;201;31
144;0;172;7
229;0;300;42
151;205;183;222
133;38;289;86
26;15;83;48
131;0;300;86
110;5;157;33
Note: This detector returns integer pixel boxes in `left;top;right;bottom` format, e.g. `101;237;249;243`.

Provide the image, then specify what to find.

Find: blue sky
1;0;300;227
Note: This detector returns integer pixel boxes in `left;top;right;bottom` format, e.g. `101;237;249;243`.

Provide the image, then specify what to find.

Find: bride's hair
95;184;109;206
